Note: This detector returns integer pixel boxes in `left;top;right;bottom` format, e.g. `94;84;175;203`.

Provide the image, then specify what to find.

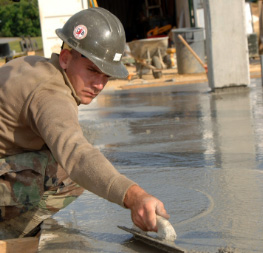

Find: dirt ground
105;62;262;91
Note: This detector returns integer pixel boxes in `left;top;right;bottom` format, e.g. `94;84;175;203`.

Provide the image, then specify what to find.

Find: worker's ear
59;49;72;70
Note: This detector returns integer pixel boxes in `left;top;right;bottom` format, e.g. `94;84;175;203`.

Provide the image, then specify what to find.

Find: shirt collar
49;53;81;105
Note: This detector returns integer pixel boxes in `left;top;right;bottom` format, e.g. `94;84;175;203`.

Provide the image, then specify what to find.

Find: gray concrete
38;79;263;253
203;0;250;90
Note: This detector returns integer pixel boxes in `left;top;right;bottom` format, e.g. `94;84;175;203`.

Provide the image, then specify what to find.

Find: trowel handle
132;215;177;241
156;215;177;241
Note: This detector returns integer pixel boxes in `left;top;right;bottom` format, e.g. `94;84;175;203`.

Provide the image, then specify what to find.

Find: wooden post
0;237;39;253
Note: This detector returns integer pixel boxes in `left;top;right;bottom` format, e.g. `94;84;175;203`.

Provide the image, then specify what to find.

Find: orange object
89;0;98;7
166;48;175;54
166;48;176;67
147;25;172;38
127;72;136;81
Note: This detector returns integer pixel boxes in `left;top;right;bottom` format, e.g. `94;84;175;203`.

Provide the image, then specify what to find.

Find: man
0;7;169;239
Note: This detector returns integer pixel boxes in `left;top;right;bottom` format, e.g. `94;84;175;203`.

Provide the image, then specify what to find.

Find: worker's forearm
123;185;148;208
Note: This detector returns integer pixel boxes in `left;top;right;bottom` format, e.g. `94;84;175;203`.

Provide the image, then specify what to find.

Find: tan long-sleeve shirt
0;54;136;207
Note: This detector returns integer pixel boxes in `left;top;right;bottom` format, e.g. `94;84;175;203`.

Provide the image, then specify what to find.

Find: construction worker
0;7;169;239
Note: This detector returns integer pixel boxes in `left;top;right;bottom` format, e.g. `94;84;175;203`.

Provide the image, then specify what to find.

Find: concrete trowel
118;215;186;253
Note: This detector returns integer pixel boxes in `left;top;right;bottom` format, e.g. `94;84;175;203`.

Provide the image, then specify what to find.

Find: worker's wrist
123;184;146;208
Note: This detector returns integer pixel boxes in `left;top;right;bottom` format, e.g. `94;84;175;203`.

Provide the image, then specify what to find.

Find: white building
38;0;89;58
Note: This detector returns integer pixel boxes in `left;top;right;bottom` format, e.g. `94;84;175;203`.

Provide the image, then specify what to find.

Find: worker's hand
123;185;170;232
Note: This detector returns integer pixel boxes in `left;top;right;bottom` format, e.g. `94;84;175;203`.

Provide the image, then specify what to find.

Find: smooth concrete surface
38;77;263;253
204;0;250;90
38;218;92;253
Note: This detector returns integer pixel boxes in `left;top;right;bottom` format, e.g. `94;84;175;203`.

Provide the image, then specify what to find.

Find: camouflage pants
0;149;84;239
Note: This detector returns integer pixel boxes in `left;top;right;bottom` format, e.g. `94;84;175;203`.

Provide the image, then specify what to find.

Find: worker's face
59;49;110;105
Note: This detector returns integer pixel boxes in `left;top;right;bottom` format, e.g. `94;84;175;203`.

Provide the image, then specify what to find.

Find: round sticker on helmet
73;25;88;40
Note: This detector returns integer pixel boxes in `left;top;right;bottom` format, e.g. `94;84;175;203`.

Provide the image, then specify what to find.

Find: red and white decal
73;25;88;40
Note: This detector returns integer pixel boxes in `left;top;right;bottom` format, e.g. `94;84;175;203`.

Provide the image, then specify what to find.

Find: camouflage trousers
0;149;84;239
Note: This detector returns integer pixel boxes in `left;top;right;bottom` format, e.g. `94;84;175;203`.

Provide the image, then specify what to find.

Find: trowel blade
118;226;185;253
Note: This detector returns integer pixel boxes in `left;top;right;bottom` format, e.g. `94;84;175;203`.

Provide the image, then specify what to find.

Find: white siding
38;0;88;58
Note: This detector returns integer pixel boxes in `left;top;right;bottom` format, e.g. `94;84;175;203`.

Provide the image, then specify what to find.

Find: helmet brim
56;29;129;79
82;51;129;79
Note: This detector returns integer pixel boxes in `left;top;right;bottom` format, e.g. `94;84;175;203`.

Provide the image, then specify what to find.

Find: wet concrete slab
38;217;165;253
38;78;263;253
38;218;89;252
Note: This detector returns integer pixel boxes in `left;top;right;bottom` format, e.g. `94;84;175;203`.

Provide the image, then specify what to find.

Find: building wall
38;0;88;58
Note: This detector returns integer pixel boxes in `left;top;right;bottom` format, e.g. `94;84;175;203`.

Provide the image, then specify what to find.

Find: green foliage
0;0;15;6
0;0;41;37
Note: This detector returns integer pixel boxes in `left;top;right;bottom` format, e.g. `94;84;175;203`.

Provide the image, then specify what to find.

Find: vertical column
259;1;263;85
203;0;250;91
